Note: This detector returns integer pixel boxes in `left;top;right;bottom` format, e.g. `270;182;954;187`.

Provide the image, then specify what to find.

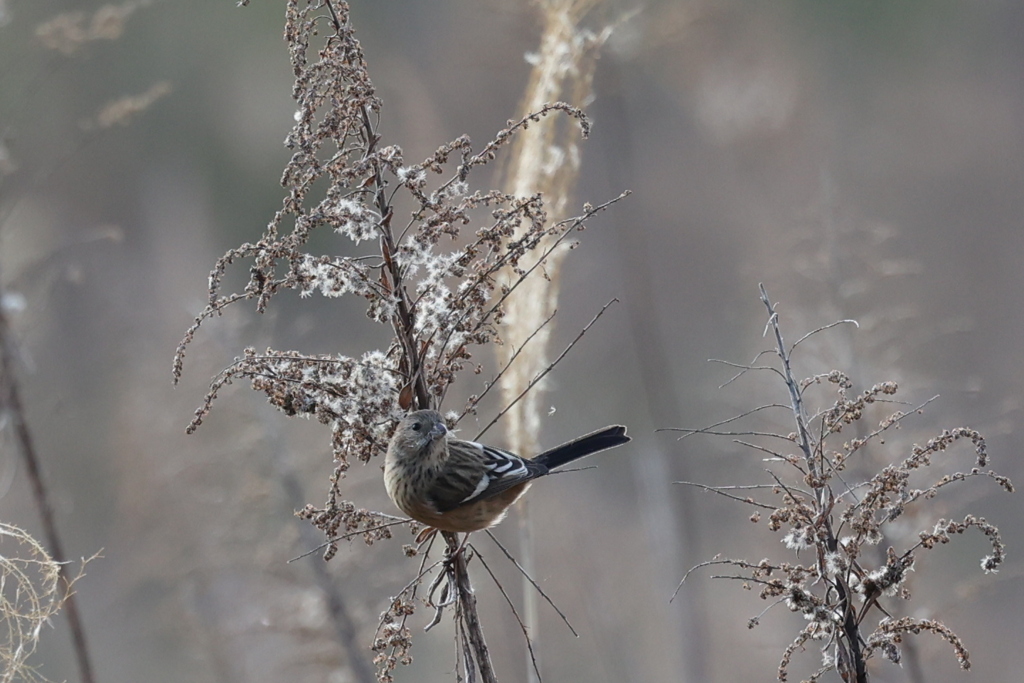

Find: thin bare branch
457;309;557;422
485;530;578;637
790;319;859;351
475;298;617;441
671;557;764;603
661;428;798;442
659;403;791;440
709;350;785;388
472;544;543;683
674;481;777;509
288;517;412;562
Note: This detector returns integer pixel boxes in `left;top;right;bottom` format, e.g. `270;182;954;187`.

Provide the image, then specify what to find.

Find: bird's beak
430;421;447;441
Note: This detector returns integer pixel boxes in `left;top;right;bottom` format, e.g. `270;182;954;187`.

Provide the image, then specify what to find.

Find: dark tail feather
532;425;630;470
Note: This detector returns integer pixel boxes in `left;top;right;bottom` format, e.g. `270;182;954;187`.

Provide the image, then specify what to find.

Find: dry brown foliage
673;286;1012;683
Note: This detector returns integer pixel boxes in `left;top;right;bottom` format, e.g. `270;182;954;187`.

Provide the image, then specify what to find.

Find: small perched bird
384;409;630;533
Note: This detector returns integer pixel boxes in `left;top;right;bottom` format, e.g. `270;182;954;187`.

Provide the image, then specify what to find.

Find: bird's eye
410;422;421;431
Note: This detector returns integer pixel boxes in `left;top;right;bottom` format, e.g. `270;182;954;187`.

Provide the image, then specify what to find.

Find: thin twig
733;440;803;472
475;298;618;440
288;517;412;562
790;319;859;351
660;428;799;442
472;543;543;683
762;467;809;507
484;530;578;637
457;309;557;422
671;557;746;603
656;403;789;440
674;482;777;510
425;552;458;632
709;350;784;388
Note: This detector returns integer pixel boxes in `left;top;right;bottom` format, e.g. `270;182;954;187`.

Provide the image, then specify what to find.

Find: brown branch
360;102;431;411
318;0;431;413
444;532;498;683
276;452;376;683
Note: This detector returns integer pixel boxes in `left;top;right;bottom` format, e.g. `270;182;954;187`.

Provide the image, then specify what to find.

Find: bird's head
392;409;448;463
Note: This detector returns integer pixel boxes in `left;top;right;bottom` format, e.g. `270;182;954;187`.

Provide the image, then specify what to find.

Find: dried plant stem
445;532;497;683
759;286;868;683
358;102;430;411
495;4;611;679
0;308;96;683
497;0;610;450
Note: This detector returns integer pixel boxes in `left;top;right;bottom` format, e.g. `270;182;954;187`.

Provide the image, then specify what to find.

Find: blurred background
1;0;1022;681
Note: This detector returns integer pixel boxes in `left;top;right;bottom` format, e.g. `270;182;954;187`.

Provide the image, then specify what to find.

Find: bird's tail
531;425;630;470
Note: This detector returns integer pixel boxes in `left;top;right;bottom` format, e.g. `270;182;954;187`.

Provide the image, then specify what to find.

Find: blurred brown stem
275;443;376;683
0;308;96;683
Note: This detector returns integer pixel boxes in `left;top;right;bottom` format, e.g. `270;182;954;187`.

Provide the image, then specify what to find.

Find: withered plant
672;286;1013;683
0;522;75;683
173;2;623;681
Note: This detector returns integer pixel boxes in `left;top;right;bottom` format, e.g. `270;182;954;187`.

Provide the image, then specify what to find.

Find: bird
384;409;630;533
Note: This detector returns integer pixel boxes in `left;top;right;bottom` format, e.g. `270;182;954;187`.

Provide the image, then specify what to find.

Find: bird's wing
432;441;546;513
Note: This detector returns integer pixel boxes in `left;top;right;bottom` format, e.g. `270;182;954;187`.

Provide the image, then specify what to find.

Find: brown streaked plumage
384;409;630;533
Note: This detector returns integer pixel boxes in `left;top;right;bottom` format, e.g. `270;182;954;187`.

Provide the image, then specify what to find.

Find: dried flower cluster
675;287;1013;683
173;2;620;681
